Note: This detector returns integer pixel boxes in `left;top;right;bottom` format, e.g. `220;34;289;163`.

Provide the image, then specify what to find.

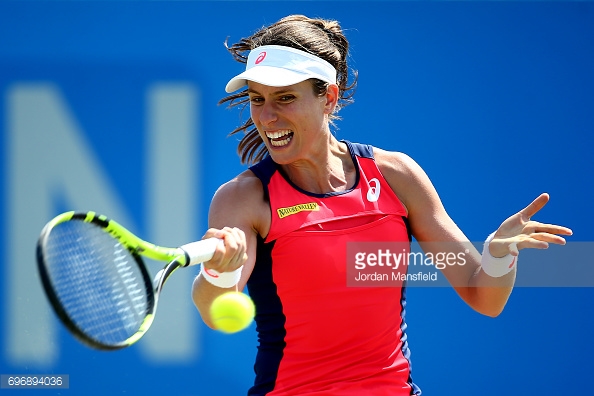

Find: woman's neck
280;138;356;194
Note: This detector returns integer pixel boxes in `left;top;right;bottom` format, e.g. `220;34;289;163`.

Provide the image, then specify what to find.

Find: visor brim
225;66;327;93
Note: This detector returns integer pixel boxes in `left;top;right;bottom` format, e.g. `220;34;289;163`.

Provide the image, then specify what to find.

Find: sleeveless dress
247;141;421;396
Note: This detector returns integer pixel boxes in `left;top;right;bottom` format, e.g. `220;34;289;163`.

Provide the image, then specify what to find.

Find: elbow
462;283;512;318
194;301;217;330
464;289;510;318
480;306;505;318
191;277;217;330
201;317;217;330
473;296;509;317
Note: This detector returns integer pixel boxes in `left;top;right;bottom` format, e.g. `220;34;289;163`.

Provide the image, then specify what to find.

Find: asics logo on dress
367;178;381;202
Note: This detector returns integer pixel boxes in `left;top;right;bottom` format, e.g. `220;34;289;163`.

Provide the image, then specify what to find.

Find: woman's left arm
375;149;572;317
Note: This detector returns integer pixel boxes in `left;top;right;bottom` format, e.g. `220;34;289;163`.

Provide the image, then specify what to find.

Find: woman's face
248;80;337;165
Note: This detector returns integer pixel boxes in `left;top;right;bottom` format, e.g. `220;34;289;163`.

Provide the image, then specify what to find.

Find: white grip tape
481;232;518;278
200;265;243;288
180;238;222;266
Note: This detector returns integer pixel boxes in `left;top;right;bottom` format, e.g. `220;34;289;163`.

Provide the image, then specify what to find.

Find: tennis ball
210;292;255;334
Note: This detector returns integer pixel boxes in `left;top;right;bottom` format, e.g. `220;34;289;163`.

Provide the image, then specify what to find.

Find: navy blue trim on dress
249;140;373;199
246;237;286;396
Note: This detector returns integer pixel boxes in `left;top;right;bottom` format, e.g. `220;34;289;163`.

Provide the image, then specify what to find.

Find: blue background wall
1;1;593;395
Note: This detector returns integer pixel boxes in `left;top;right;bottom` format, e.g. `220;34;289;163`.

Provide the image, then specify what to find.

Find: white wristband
201;265;243;288
481;232;517;278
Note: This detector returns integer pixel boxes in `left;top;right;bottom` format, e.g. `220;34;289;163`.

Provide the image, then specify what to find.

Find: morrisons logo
277;202;319;219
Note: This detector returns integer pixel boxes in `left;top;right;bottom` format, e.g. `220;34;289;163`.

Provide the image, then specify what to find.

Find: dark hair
220;14;358;165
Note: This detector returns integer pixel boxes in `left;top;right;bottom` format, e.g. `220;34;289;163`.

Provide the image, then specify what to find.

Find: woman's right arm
191;171;269;329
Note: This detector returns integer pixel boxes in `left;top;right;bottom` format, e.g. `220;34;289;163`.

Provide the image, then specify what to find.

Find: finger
204;227;223;239
200;228;225;264
530;232;568;245
204;227;238;268
229;227;247;264
237;229;248;261
213;226;234;240
508;242;519;256
218;227;247;270
519;193;550;220
517;239;549;251
523;221;573;236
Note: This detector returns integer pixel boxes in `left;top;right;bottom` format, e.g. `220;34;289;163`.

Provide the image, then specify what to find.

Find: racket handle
180;238;222;266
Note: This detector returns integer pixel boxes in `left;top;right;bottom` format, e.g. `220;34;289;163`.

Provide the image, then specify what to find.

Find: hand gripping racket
36;211;219;351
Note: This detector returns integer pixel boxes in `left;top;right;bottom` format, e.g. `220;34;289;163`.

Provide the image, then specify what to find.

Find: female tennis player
191;15;572;396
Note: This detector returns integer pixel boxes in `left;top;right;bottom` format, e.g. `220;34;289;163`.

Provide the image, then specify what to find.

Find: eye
278;95;296;103
249;96;264;105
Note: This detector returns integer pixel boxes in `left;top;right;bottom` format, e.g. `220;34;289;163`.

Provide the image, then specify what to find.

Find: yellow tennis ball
210;292;255;334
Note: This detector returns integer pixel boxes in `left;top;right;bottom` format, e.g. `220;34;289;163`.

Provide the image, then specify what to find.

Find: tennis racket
36;211;219;351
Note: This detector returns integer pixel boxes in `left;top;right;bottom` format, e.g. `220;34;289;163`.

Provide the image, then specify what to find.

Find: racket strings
42;221;151;346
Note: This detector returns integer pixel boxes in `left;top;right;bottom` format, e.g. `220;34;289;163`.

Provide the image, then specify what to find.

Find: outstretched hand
488;193;573;258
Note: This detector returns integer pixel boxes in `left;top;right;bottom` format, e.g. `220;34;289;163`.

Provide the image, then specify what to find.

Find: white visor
225;45;337;93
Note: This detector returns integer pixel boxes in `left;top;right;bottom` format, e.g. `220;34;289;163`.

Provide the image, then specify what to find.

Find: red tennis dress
247;141;421;395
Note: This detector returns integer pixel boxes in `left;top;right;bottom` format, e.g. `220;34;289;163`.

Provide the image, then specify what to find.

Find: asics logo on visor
255;51;267;64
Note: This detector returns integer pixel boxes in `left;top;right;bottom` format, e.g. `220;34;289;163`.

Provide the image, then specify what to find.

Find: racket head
36;212;156;350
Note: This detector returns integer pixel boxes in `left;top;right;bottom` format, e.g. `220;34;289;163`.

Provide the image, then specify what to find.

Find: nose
256;101;277;126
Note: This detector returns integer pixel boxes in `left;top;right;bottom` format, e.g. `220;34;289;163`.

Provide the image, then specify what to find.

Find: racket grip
180;238;222;266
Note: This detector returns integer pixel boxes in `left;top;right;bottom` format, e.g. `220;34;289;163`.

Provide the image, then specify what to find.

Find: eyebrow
247;88;295;95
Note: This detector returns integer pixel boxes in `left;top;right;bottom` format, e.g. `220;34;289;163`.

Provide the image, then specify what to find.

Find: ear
323;84;340;115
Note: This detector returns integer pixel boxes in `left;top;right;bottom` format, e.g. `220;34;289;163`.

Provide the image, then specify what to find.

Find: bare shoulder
372;147;421;176
371;147;430;201
212;169;265;203
209;169;270;238
372;146;454;241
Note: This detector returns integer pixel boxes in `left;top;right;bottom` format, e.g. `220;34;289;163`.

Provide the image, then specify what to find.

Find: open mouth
266;130;294;147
